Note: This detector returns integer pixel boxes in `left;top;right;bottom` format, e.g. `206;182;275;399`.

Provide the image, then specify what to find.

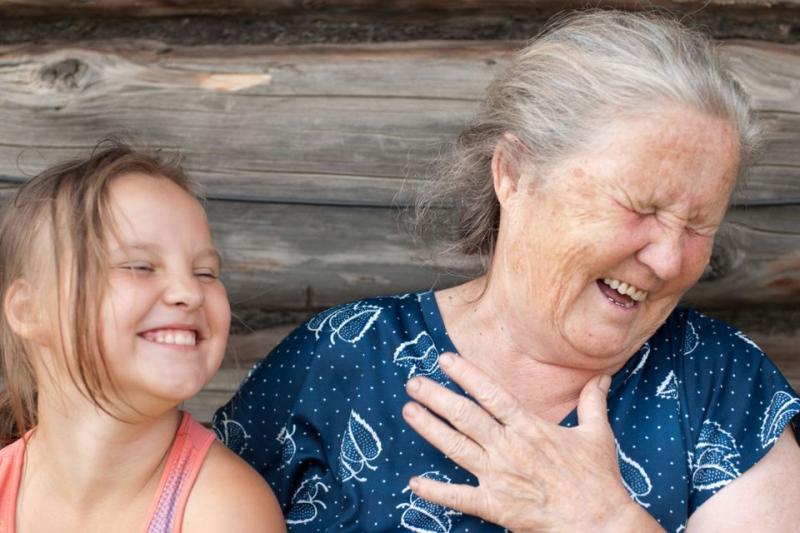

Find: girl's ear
4;280;49;346
491;132;529;207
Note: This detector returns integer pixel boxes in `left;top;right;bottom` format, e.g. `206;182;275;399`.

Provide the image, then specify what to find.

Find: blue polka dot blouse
214;290;800;532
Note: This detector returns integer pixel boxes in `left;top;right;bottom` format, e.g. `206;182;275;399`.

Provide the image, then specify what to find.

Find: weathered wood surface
0;40;797;309
0;41;799;206
182;323;800;424
1;185;797;310
2;0;800;17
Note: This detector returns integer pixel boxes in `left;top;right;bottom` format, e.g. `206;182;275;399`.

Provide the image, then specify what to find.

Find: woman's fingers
402;400;485;472
405;375;498;446
576;374;612;433
437;353;530;427
408;475;486;521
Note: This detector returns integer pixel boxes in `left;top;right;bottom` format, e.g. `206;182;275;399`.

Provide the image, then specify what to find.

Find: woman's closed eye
686;224;717;239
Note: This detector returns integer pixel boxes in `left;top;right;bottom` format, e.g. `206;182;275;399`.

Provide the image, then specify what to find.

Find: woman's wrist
598;500;666;533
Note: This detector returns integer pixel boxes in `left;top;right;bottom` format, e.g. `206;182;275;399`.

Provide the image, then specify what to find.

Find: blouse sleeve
212;322;322;504
676;309;800;515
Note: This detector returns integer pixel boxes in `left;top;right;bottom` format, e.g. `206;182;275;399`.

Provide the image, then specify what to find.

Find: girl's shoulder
0;436;25;527
182;439;285;533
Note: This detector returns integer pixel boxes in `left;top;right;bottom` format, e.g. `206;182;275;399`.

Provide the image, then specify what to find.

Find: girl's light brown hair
0;140;194;445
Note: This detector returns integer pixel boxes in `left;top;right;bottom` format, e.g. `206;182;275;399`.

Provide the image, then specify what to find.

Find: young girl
0;142;285;532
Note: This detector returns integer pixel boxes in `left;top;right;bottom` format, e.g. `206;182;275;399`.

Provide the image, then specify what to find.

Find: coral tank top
0;412;215;533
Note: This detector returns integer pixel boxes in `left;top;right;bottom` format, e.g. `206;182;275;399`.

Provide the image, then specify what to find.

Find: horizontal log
686;205;800;307
1;0;800;18
4;186;796;310
0;41;797;309
0;41;798;208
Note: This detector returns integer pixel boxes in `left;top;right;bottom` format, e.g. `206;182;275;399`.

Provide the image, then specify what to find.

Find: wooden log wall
0;1;798;422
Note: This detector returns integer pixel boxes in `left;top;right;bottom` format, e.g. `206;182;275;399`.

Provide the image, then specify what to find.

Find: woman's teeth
602;278;648;302
142;329;197;346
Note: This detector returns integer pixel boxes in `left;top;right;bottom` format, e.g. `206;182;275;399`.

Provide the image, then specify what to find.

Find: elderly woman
214;10;800;532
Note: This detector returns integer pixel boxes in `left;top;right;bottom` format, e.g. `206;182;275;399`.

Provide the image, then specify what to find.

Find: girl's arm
183;441;286;533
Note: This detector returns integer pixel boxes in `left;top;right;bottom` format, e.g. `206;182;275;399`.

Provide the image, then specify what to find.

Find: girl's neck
22;396;181;513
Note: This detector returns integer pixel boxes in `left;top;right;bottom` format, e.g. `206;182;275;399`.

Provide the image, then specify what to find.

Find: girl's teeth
144;329;197;346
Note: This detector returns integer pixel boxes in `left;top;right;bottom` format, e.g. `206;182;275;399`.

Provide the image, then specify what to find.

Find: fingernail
403;403;420;418
439;353;454;367
409;477;420;491
598;374;612;392
407;378;421;392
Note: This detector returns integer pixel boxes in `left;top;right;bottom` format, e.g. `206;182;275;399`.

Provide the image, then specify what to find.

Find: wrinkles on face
488;105;740;369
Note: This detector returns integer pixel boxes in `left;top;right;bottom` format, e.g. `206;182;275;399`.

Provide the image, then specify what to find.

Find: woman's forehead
563;109;738;182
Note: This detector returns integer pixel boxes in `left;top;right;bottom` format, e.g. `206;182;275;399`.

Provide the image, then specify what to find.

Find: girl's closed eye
194;268;219;280
119;262;155;274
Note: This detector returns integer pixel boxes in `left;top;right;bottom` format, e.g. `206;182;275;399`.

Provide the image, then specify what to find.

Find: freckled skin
488;106;740;372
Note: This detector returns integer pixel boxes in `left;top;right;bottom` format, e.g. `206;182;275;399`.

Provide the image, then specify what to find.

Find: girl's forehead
106;173;212;248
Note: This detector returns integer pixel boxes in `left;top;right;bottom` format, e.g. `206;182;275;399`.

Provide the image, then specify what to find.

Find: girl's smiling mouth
139;327;201;347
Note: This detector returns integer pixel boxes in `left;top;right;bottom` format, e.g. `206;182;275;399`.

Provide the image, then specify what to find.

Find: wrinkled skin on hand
402;353;663;532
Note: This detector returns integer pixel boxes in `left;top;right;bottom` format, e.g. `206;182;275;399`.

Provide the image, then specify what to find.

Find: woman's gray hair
415;9;761;268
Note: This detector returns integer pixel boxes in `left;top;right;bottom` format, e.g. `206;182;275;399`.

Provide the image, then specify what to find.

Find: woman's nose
163;271;204;309
636;226;684;281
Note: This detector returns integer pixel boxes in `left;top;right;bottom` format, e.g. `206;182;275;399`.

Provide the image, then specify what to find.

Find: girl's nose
163;271;204;309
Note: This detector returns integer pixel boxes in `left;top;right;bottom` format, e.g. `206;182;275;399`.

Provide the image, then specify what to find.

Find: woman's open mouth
596;278;647;309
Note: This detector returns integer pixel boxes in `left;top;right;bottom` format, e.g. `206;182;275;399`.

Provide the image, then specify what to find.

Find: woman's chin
560;320;645;368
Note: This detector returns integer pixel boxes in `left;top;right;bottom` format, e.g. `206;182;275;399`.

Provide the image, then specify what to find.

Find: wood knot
701;236;734;283
40;59;88;90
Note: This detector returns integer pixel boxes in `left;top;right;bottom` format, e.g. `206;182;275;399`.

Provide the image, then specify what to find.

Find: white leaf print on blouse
684;319;699;355
616;441;652;508
760;391;800;448
338;410;383;482
397;471;462;533
393;332;447;383
213;411;250;455
690;420;741;491
655;370;679;400
276;424;297;469
307;302;382;345
734;330;761;352
624;342;650;384
285;475;331;525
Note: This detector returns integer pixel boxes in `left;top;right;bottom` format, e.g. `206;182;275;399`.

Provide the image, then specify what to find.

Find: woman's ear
492;132;528;207
4;279;48;346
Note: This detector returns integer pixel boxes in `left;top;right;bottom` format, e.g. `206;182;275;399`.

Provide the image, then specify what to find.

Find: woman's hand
402;353;663;532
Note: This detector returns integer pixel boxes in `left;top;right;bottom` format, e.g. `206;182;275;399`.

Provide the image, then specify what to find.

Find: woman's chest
276;381;692;532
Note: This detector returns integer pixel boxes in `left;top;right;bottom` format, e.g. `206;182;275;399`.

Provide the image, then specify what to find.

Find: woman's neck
21;394;181;515
436;277;620;423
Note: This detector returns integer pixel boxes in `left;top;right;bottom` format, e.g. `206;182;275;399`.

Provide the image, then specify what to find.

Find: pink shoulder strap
0;437;26;533
143;412;216;533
